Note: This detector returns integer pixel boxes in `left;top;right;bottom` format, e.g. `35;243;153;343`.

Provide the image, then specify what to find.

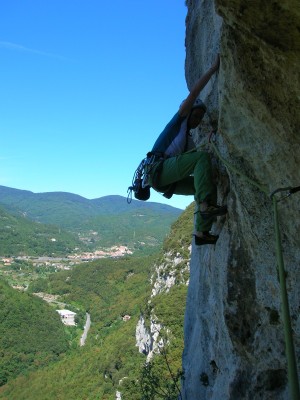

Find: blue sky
0;1;192;210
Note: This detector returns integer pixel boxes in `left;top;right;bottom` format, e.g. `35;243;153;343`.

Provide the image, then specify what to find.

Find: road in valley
80;313;91;346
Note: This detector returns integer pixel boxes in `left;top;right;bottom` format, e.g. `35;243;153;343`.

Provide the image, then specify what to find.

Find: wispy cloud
0;40;69;60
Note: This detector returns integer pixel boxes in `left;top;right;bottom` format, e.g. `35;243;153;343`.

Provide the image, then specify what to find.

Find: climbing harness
127;152;178;202
209;131;300;400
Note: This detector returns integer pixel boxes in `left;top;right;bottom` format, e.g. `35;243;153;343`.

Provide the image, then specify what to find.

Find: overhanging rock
182;1;300;399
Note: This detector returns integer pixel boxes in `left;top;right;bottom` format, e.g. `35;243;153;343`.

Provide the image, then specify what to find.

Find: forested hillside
0;256;153;399
0;186;183;253
0;205;84;257
0;280;68;386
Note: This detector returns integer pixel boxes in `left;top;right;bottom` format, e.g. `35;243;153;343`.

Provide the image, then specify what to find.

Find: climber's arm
179;55;220;117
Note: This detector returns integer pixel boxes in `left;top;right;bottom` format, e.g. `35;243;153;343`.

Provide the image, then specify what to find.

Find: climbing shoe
193;232;219;246
199;204;227;219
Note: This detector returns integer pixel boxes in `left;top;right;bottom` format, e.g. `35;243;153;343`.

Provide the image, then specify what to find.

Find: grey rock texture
135;246;190;361
135;315;164;361
182;1;300;399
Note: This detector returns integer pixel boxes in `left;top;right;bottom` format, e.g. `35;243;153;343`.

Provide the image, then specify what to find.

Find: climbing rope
208;132;268;195
271;189;300;400
209;131;300;400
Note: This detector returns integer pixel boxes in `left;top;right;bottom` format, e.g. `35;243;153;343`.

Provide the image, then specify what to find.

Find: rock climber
146;55;227;246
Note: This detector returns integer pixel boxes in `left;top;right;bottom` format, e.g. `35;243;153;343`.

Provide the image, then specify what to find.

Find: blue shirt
151;112;186;156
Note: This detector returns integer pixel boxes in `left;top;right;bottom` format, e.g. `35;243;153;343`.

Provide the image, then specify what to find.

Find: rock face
182;1;300;399
136;246;190;361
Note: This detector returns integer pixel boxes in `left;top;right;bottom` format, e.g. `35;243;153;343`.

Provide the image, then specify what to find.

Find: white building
56;309;76;326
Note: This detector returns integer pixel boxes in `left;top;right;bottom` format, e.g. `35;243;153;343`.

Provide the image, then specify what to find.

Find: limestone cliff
135;208;192;363
182;1;300;399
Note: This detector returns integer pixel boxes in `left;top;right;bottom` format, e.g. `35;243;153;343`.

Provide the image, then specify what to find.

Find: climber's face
188;108;205;129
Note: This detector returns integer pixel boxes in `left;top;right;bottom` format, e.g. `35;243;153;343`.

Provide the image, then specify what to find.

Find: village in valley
0;244;133;269
0;245;134;333
0;245;133;291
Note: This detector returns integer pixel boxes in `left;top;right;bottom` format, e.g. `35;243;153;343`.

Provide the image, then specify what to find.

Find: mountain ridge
0;185;183;214
0;185;185;255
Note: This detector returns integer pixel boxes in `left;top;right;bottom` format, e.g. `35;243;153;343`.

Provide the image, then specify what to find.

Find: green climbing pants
149;151;217;232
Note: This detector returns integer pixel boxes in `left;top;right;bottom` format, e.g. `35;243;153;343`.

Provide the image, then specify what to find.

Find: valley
0;245;133;289
0;186;191;399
